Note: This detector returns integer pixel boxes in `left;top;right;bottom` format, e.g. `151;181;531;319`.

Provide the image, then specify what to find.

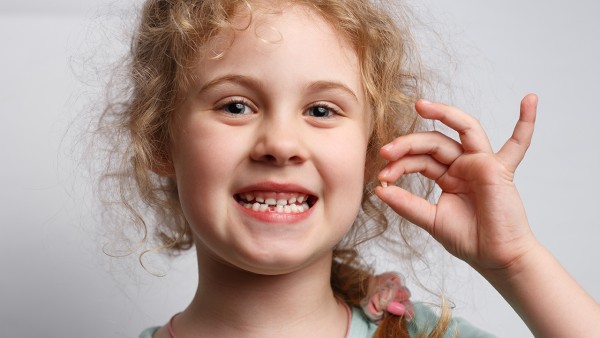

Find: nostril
288;155;303;164
263;154;277;163
250;133;308;165
256;154;303;165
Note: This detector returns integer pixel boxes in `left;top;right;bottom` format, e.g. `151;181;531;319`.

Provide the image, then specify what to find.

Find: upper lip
235;181;316;196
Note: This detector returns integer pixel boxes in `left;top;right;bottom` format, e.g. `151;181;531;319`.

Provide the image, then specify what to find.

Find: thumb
375;186;436;234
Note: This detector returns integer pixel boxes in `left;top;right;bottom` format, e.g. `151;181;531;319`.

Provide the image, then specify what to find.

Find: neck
174;243;349;338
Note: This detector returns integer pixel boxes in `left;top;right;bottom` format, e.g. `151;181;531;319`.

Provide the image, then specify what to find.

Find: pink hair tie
360;272;414;324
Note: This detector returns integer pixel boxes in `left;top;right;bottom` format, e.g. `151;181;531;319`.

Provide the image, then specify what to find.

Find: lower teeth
242;202;310;213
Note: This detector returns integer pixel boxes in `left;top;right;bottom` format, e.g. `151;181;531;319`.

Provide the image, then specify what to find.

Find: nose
250;114;308;166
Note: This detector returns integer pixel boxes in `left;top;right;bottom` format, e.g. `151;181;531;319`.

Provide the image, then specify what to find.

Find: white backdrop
1;1;598;337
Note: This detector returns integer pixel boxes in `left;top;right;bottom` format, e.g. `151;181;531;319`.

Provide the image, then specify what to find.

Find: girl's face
170;4;370;275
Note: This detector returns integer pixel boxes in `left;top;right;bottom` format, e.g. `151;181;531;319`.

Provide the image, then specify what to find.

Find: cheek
318;129;368;226
171;125;245;226
172;145;219;227
172;118;248;185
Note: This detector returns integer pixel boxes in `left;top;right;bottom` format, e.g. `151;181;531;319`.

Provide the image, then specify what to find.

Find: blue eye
222;101;252;115
306;105;337;118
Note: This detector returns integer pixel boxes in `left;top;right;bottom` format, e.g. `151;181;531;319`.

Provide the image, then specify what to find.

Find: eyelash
216;99;342;118
218;98;254;115
305;102;341;119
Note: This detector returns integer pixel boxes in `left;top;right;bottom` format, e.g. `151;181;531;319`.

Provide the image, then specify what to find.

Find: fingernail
419;99;432;105
382;143;393;152
380;168;390;179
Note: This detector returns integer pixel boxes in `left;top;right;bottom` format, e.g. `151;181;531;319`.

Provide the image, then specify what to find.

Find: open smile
234;191;318;214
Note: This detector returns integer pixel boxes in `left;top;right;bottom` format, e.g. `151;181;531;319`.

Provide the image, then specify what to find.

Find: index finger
415;100;493;154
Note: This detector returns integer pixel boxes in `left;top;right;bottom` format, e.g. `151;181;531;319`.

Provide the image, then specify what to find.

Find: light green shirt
347;303;496;338
139;303;497;338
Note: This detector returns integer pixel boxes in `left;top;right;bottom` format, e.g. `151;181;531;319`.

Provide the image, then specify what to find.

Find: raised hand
375;94;538;273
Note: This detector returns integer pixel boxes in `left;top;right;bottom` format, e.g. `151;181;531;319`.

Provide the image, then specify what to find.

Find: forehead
191;3;363;97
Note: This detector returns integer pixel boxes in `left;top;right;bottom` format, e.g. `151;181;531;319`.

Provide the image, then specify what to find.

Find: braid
331;252;411;337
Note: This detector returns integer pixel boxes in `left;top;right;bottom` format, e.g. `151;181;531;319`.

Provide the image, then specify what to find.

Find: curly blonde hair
97;0;450;336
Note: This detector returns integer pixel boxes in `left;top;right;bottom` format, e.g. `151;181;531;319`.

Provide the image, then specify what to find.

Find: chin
222;243;335;276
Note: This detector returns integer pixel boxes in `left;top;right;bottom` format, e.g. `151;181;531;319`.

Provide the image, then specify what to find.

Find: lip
235;202;314;223
234;181;317;224
235;181;316;196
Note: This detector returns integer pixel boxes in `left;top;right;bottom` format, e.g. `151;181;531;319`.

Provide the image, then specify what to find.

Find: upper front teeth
240;193;308;206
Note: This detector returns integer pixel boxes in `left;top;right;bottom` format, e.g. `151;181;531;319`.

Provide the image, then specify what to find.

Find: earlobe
150;152;176;177
151;161;176;177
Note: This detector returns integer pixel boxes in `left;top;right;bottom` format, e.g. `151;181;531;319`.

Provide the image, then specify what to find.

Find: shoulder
138;326;160;338
348;306;379;338
347;303;498;338
409;303;498;338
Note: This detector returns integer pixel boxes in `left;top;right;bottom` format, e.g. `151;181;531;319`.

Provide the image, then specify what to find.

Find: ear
149;150;176;177
363;142;381;182
151;162;175;177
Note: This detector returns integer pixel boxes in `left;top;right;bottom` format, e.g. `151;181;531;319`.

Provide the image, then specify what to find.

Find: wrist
474;241;600;337
475;238;545;286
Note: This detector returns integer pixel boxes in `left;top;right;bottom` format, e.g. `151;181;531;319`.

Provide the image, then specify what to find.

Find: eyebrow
197;75;266;95
196;75;359;103
306;80;359;103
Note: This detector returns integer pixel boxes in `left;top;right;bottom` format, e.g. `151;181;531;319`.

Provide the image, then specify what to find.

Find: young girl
97;0;600;337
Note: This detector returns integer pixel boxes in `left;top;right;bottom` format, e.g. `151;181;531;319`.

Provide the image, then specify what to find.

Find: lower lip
235;202;314;223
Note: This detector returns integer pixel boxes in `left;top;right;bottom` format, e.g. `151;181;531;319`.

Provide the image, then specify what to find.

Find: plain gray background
1;1;598;337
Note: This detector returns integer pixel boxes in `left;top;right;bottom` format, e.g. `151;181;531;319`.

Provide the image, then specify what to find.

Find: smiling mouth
234;191;317;213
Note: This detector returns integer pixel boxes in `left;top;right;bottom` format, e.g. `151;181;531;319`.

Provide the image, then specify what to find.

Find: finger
379;155;448;183
381;131;464;166
415;100;493;154
498;94;538;171
375;185;436;232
